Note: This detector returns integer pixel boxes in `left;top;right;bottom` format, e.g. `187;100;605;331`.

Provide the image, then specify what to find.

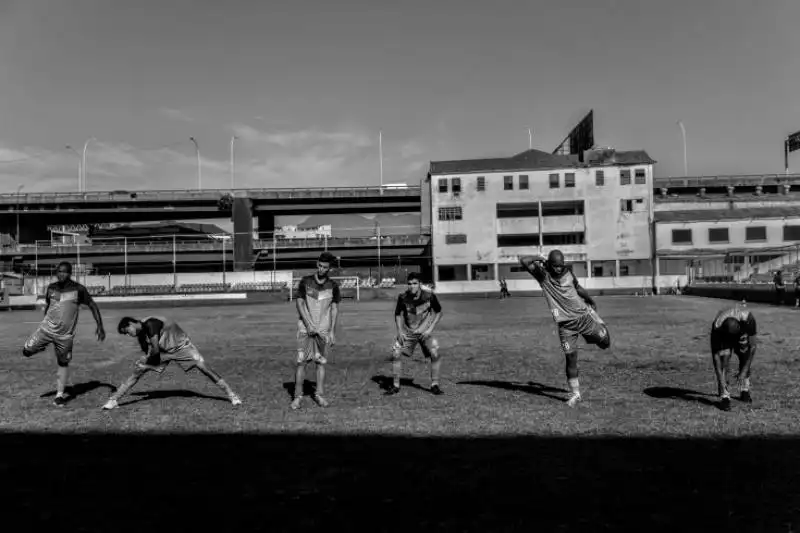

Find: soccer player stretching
101;316;242;410
387;272;444;395
22;261;106;407
709;302;757;411
291;252;341;410
520;250;611;407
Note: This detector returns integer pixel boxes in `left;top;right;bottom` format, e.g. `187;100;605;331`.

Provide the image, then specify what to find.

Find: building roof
655;206;800;223
429;148;655;175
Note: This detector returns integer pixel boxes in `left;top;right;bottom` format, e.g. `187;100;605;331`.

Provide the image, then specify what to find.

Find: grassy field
2;295;800;531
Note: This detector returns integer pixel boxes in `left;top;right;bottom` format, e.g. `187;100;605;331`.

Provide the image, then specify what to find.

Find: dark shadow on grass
457;380;568;402
643;386;727;410
283;380;318;399
1;431;798;530
371;375;428;392
118;390;230;407
40;380;116;401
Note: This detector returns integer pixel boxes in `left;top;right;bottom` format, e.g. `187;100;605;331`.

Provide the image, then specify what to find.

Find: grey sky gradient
1;0;799;194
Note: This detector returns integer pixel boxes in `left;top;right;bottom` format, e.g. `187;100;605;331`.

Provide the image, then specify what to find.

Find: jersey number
551;308;559;318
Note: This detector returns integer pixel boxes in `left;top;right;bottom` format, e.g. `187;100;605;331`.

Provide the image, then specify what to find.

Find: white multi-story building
423;148;656;294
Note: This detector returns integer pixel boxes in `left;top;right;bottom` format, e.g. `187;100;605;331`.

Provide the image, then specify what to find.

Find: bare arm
295;297;316;331
330;302;339;334
519;255;547;280
88;300;106;339
574;281;596;309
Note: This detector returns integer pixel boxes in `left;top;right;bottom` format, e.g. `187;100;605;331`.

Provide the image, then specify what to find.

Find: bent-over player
23;261;106;406
291;251;341;410
710;302;757;411
387;272;444;395
520;250;611;407
101;316;242;410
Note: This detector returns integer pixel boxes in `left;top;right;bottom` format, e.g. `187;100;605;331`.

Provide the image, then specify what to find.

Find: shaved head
721;317;741;338
547;249;566;276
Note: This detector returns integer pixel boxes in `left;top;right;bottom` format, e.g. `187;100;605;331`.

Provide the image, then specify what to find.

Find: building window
595;170;605;186
621;199;633;213
519;175;529;190
504;176;513;190
565;173;575;188
634;168;647;184
497;234;540;247
451;177;461;195
672;229;692;244
438;207;463;221
496;202;539;218
549;173;559;188
542;232;585;245
541;200;584;216
708;228;729;243
445;233;467;244
437;264;468;281
471;264;494;281
784;225;800;241
438;179;448;193
620;169;631;186
477;176;485;192
745;226;767;242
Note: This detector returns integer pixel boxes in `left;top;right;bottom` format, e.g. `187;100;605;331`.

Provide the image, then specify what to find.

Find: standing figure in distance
773;270;785;306
101;315;242;410
709;302;757;411
292;251;341;410
519;250;611;407
22;261;106;407
387;272;444;395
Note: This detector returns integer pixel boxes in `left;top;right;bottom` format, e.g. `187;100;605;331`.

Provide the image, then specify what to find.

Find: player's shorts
146;342;205;373
23;328;74;366
297;326;330;364
709;325;750;357
393;332;438;359
557;309;609;354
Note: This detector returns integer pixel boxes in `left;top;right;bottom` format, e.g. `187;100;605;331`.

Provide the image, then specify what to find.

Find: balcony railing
0;185;422;205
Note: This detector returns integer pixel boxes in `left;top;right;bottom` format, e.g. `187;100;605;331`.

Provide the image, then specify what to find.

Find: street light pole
65;146;82;191
677;121;688;177
82;137;95;192
190;137;202;189
230;136;238;189
15;184;24;244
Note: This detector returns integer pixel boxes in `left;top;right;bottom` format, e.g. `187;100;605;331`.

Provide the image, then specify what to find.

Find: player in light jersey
709;302;757;411
520;250;611;407
22;261;106;407
100;315;242;409
387;272;444;395
291;252;341;410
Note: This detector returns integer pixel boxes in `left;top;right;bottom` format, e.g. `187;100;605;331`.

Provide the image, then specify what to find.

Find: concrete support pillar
586;259;592;278
493;262;499;281
232;197;253;272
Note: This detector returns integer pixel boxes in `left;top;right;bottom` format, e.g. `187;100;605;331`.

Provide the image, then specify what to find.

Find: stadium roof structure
429;148;655;175
91;221;227;239
654;206;800;223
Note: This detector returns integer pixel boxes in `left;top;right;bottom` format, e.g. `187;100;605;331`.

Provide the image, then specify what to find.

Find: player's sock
56;367;69;397
568;378;580;395
430;358;442;387
740;378;750;392
216;379;236;397
392;360;402;388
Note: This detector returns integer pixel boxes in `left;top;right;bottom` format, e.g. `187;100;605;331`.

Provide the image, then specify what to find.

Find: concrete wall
656;216;800;253
429;163;654;282
655;197;800;213
686;284;798;304
434;273;688;295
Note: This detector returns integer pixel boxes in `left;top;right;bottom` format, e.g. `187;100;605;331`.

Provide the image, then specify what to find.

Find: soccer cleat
53;394;70;407
230;394;242;406
430;384;444;395
719;397;732;411
385;385;401;396
101;398;118;410
740;391;752;404
313;394;329;408
566;392;581;408
290;396;303;410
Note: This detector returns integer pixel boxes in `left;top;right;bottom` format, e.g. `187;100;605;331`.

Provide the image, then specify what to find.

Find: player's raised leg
420;336;443;395
558;325;582;407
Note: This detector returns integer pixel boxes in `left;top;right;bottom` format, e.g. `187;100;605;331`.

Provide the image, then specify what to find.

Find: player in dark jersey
291;251;341;410
22;261;106;407
709;303;757;411
520;250;610;407
101;315;242;410
387;272;444;395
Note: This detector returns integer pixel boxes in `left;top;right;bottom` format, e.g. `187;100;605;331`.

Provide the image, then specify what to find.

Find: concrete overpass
0;185;425;271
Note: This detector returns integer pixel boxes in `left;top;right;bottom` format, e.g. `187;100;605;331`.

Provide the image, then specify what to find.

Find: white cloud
158;107;194;123
0;124;436;193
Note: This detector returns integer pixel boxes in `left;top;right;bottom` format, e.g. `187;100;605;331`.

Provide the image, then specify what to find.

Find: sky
1;0;799;203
